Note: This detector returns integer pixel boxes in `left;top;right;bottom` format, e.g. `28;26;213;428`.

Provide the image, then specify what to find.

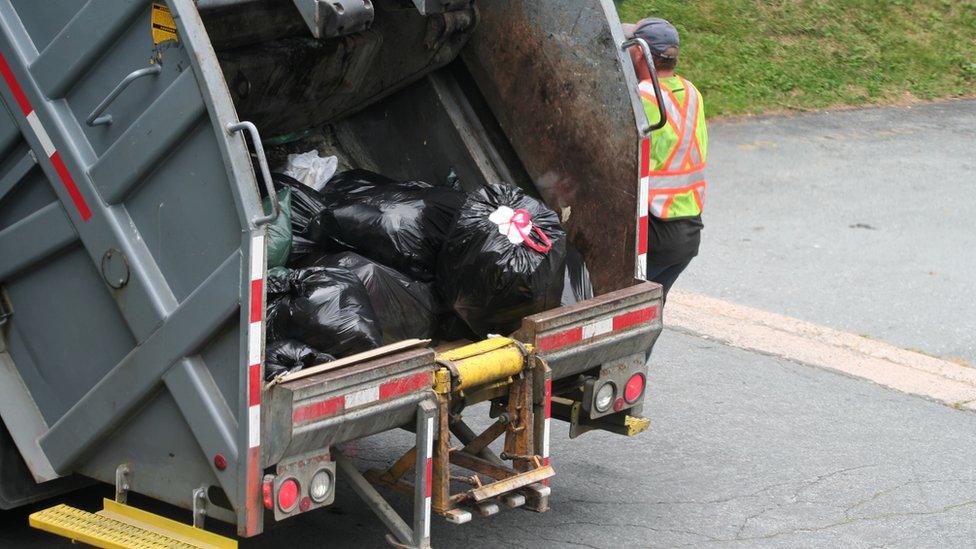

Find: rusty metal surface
432;391;452;514
503;374;533;473
448;451;514;481
468;465;553;502
515;283;662;381
522;281;661;330
461;0;646;294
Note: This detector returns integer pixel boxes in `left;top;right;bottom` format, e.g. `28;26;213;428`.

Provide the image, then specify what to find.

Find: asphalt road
6;102;976;548
10;329;976;548
681;100;976;364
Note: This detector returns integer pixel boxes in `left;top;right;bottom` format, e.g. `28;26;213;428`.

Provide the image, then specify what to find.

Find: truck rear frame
0;0;662;545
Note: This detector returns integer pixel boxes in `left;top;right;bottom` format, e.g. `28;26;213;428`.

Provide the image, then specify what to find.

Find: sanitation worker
623;18;707;301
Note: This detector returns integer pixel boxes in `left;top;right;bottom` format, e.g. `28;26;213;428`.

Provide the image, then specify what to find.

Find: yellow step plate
29;499;236;549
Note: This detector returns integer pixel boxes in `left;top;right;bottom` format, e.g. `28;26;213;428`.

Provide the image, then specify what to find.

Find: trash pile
261;160;567;381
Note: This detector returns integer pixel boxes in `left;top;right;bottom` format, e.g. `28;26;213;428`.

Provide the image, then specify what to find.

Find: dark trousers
646;258;692;304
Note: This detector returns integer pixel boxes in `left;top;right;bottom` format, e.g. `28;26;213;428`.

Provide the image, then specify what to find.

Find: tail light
267;453;337;521
624;373;645;403
580;355;648;419
309;469;334;503
277;478;300;512
594;382;616;412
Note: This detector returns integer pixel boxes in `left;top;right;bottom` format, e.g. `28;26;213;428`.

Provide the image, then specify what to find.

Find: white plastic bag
282;151;338;192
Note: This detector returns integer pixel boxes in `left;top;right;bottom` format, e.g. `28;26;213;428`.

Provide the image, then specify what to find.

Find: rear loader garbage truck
0;1;668;546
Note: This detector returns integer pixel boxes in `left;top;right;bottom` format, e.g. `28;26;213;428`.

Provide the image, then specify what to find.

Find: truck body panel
0;0;660;541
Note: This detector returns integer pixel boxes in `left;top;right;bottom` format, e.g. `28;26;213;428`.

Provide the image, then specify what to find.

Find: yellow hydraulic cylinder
437;338;530;392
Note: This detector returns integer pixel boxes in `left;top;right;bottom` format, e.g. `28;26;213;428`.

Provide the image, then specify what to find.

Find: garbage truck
0;0;668;546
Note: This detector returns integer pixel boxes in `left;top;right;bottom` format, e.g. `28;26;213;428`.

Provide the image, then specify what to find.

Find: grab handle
621;37;668;134
227;121;280;226
86;64;162;127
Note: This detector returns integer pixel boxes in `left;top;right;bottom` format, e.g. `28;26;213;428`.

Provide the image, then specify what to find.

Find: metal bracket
291;0;374;39
115;464;130;504
552;396;650;439
192;487;207;528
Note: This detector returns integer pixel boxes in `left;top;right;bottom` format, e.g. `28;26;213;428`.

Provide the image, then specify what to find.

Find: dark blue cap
629;18;679;58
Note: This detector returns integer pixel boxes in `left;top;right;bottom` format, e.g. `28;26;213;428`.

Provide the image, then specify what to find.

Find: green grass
615;0;976;117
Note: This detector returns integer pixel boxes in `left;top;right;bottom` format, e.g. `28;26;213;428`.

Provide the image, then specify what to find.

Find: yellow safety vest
638;76;707;219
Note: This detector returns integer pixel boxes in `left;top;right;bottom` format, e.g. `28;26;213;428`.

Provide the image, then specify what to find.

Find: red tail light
277;478;300;512
624;373;645;403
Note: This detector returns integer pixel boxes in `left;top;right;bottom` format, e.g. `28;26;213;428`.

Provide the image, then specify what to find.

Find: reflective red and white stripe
637;136;651;279
291;370;432;425
536;306;659;353
422;414;433;539
0;52;91;221
245;234;265;535
542;375;552;486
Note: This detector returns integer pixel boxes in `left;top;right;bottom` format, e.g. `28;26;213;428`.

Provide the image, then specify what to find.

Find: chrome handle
86;65;163;127
227;121;280;227
621;37;668;134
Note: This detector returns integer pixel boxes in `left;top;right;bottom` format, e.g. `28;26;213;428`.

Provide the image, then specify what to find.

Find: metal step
29;499;236;549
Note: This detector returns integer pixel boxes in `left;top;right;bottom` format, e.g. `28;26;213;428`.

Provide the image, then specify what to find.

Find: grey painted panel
8;0;80;54
0;0;262;527
0;202;76;281
40;253;240;474
163;357;239;502
200;315;243;418
0;5;181;341
90;68;206;204
0;333;60;482
63;16;190;157
78;389;236;524
0;149;36;206
4;244;135;422
125;120;242;302
0;158;54;232
0;101;19;159
31;0;146;100
2;323;62;428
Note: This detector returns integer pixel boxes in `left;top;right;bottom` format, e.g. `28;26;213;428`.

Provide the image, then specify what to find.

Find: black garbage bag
272;172;328;265
264;187;293;269
560;244;594;306
265;267;292;342
285;267;382;356
264;339;334;381
436;182;567;336
434;311;480;343
306;169;465;281
306;252;436;343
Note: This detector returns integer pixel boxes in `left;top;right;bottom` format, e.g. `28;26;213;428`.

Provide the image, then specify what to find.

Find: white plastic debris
488;205;534;245
282;151;338;192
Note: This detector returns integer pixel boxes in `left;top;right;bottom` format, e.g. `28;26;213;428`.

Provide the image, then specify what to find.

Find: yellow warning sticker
151;3;178;44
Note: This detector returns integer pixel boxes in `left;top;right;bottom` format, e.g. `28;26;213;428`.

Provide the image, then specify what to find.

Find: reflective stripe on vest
641;77;707;219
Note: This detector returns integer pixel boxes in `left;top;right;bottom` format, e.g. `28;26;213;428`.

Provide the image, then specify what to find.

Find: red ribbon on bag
509;208;553;253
